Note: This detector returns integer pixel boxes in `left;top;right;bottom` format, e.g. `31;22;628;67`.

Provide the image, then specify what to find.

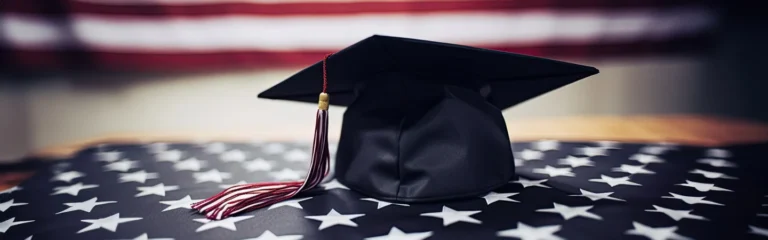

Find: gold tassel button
318;93;330;110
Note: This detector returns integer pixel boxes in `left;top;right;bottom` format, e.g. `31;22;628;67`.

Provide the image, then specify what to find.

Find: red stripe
1;36;713;72
2;0;709;17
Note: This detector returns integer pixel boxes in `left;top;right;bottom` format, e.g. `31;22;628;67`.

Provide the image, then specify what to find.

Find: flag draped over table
1;0;717;71
1;140;768;239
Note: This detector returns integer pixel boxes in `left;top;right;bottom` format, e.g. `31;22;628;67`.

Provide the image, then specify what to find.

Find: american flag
1;0;717;71
2;140;768;239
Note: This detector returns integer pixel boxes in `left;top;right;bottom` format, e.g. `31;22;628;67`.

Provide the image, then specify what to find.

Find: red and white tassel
191;55;333;220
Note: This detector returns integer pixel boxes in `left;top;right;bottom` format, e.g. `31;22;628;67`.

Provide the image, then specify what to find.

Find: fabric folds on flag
1;140;768;239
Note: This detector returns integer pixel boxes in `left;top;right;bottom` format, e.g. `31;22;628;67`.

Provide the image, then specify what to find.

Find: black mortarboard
194;35;598;219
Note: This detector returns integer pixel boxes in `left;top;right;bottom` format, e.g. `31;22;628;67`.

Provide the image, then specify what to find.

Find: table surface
3;114;768;191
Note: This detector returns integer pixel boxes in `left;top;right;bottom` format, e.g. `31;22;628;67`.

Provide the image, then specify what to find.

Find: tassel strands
191;54;333;220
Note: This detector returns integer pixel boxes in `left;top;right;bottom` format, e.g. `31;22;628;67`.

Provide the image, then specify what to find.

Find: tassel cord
191;54;332;220
213;109;329;219
192;108;330;220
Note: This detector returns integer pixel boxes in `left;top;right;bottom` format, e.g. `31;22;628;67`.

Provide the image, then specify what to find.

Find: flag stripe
2;36;712;70
2;0;706;16
0;1;718;70
1;8;715;51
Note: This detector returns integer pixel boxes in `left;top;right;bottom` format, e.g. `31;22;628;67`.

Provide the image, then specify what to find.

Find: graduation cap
193;35;598;219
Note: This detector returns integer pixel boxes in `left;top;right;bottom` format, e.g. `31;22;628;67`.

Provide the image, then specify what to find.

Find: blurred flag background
0;0;764;161
1;0;717;70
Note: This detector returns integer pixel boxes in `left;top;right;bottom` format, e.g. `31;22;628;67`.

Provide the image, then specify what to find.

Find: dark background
700;2;767;121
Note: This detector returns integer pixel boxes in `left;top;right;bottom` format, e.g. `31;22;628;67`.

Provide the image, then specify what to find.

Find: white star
533;165;575;177
155;150;183;162
497;222;563;240
596;140;620;149
173;157;207;171
532;140;559;151
52;182;99;196
536;202;602;220
0;186;22;195
629;154;665;164
640;146;669;155
420;206;481;226
689;169;737;179
104;159;139;172
612;164;655;175
0;199;27;212
513;178;550;188
589;175;642;187
625;221;692;240
574;146;607;157
244;230;303;240
193;216;253;232
323;179;349;190
645;205;707;221
706;148;731;158
305;209;365;230
268;197;313;210
135;183;179;197
696;158;737;168
220;149;247;162
57;197;116;214
557;156;594;168
283;149;310;162
25;236;32;240
146;142;168;154
570;189;624;202
51;171;85;183
262;143;287;154
193;169;232;183
361;198;409;209
365;227;432;240
482;192;520;205
243;158;274;172
0;217;34;233
204;142;227;154
269;168;303;181
121;233;174;240
677;180;732;192
160;195;201;212
516;149;543;161
750;226;768;238
662;192;723;206
95;151;122;162
118;170;159;183
219;180;247;189
77;213;142;234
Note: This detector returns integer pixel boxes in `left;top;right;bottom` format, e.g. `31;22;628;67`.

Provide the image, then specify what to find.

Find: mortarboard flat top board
259;34;598;109
259;35;599;203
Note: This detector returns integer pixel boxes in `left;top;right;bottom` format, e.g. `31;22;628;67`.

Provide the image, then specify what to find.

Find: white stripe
1;8;715;52
76;0;476;6
0;15;74;49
